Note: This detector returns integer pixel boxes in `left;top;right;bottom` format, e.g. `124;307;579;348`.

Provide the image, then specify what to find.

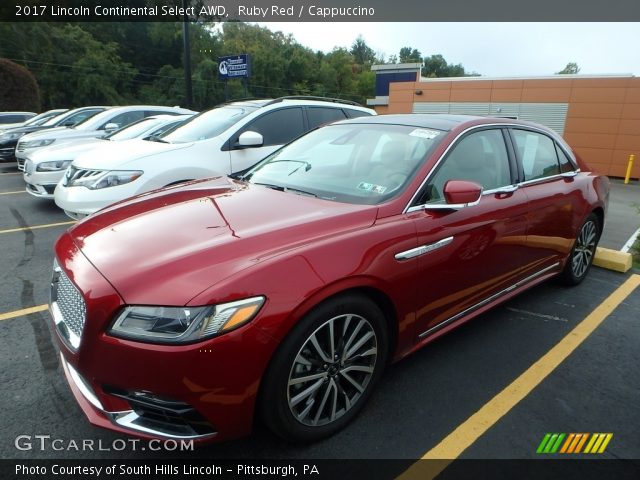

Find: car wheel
260;294;388;442
560;213;600;286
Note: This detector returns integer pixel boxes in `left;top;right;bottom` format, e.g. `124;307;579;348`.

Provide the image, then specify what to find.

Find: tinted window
307;107;347;129
0;115;25;123
344;109;372;119
426;129;511;203
239;108;304;147
555;144;575;173
512;129;560;181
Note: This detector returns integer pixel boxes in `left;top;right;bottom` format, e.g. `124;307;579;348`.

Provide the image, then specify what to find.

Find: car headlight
29;139;56;148
36;160;72;172
108;296;265;344
66;170;143;189
0;132;24;141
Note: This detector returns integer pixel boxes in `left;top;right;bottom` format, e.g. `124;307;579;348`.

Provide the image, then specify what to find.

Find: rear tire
560;213;600;286
259;294;388;442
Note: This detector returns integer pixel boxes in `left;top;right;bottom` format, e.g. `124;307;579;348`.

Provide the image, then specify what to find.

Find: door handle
493;184;519;194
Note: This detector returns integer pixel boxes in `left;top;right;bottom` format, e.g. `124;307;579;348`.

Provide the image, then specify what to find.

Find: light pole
182;0;193;108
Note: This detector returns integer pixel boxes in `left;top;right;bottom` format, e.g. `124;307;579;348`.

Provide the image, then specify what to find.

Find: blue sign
218;54;251;80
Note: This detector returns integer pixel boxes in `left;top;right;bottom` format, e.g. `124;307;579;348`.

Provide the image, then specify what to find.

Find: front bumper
51;233;279;442
54;183;134;220
23;168;64;198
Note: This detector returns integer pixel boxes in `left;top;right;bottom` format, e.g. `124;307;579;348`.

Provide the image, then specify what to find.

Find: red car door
402;128;532;339
508;128;586;269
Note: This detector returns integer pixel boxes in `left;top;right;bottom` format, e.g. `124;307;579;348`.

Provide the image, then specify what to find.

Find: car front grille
51;259;87;349
16;142;27;152
17;157;25;170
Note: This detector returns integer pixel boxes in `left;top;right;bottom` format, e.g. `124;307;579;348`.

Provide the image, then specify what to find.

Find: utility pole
182;0;193;108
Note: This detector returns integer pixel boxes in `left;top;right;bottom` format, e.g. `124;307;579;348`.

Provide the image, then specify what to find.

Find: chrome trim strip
404;122;580;214
417;261;560;339
395;236;454;261
61;353;104;410
61;353;217;441
112;412;217;441
51;302;81;350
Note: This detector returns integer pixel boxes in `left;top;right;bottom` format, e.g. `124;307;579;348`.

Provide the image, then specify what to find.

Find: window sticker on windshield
357;182;387;194
409;128;439;140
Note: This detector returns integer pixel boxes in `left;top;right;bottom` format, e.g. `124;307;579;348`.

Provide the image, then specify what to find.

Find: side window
344;109;372;119
307;107;347;129
66;110;99;125
426;129;511;203
511;129;561;181
239;107;304;147
0;115;21;123
101;111;144;130
555;144;575;173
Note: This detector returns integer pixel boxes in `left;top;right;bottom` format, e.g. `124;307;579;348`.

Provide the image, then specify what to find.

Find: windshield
23;110;64;127
106;117;160;140
43;108;103;127
161;106;255;143
244;123;445;205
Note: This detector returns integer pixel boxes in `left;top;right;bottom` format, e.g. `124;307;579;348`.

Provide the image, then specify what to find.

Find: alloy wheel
287;313;378;427
572;220;597;278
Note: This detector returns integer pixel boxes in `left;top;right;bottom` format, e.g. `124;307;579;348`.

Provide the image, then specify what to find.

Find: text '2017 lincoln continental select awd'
49;114;609;443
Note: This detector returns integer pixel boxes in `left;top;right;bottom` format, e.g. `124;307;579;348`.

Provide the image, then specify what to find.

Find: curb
593;247;633;273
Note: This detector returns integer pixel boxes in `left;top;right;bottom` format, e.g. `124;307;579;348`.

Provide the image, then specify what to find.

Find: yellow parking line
399;274;640;479
0;190;26;195
0;304;48;322
0;172;21;176
0;220;75;235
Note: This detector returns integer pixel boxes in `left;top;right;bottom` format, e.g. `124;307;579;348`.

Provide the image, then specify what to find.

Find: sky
258;23;640;77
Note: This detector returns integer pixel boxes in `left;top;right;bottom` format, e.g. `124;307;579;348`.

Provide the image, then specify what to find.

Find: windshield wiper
268;159;312;175
145;136;170;143
252;182;317;197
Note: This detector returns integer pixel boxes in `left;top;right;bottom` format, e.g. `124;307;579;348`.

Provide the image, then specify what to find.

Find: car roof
224;97;374;113
336;114;490;131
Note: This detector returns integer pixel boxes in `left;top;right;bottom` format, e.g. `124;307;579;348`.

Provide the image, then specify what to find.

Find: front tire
560;213;600;285
260;294;388;442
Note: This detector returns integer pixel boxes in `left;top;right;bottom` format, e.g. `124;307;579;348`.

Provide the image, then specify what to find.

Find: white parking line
621;226;640;253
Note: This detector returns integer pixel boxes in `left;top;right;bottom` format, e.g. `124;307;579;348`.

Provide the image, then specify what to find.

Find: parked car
0;111;36;130
13;107;108;168
23;115;193;198
16;105;196;166
53;97;375;219
49;114;608;443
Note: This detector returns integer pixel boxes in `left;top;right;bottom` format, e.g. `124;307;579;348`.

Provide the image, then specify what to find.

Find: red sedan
50;114;609;443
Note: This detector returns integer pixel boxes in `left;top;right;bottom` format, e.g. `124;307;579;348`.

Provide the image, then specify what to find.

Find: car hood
67;177;377;305
73;139;192;169
29;139;105;162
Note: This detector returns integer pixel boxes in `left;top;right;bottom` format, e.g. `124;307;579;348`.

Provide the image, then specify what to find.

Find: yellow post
624;154;635;184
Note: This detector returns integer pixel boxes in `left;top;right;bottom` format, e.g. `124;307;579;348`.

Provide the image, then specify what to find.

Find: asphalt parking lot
1;160;639;478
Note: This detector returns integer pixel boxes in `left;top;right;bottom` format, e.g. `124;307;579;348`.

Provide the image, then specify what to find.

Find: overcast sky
258;23;640;77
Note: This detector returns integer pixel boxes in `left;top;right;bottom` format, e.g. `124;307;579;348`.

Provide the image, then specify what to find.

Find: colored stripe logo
537;433;612;454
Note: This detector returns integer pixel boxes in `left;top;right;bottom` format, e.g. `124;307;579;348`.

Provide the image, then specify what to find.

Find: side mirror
237;131;263;148
104;123;119;132
426;180;482;211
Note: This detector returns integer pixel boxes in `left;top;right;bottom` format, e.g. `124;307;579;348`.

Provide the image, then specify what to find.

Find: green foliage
422;54;475;78
0;22;478;111
557;62;580;75
0;58;40;111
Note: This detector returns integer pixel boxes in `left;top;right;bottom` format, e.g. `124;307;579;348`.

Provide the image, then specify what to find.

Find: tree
399;47;422;63
0;58;40;111
350;36;375;65
557;62;580;74
422;54;477;78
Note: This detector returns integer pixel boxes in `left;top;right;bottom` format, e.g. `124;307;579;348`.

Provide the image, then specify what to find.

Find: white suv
54;97;375;219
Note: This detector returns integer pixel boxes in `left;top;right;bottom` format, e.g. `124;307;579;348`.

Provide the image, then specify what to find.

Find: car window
307;107;347;129
344;108;372;119
555;144;575;173
426;129;511;203
511;129;561;181
0;114;26;123
106;117;159;140
163;106;255;143
238;107;305;147
100;111;145;130
244;123;444;205
52;109;103;127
